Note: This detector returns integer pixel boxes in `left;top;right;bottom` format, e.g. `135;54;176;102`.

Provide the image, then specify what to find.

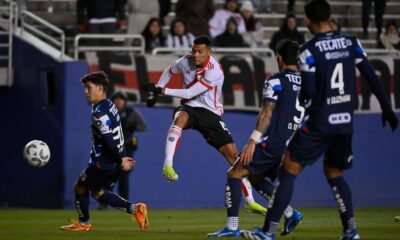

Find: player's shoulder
93;99;113;118
204;56;223;75
265;73;282;88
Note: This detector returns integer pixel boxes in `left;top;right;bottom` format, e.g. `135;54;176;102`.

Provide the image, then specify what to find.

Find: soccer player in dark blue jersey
60;71;149;232
208;40;305;238
241;1;398;240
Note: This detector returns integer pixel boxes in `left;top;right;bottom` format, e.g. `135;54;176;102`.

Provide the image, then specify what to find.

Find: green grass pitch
1;208;399;239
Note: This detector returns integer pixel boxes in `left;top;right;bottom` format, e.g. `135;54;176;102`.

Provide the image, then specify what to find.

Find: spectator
166;18;195;48
362;0;387;39
330;18;341;32
269;14;305;53
379;20;400;50
240;1;263;47
126;0;159;35
209;0;246;38
141;18;165;53
176;0;214;37
250;0;271;13
213;17;248;47
77;0;126;45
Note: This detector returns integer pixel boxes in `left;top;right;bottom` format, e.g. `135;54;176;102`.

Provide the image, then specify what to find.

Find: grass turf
0;208;399;240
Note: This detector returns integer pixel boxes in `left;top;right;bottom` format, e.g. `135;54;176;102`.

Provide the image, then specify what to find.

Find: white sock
164;125;182;167
283;205;294;218
241;177;255;205
227;216;239;230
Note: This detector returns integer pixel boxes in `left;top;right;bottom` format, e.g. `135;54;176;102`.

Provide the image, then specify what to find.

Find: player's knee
323;165;343;180
91;189;106;200
173;111;189;127
228;164;246;179
74;183;87;195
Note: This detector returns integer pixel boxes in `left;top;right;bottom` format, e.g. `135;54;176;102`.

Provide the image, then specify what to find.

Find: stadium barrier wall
0;36;89;208
1;44;399;208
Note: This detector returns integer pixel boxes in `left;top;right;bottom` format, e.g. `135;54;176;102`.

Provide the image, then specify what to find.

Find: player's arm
92;112;126;165
298;48;316;106
163;80;211;99
355;39;398;131
240;78;279;165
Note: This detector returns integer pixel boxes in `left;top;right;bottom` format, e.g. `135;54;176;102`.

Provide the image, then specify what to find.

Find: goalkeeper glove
141;83;162;95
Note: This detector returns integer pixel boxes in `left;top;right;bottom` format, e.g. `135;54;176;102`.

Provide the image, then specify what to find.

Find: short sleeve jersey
299;31;367;134
260;70;304;155
168;55;224;116
90;99;126;169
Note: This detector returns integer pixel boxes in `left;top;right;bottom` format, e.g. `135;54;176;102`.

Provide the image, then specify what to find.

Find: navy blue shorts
245;144;283;177
288;129;353;170
76;165;121;192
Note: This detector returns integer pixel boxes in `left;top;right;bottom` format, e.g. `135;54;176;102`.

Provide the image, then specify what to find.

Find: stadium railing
20;10;65;60
73;34;145;60
0;0;17;86
151;47;275;57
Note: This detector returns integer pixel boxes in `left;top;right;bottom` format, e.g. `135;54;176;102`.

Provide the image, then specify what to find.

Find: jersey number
331;63;344;94
112;124;125;149
294;98;305;124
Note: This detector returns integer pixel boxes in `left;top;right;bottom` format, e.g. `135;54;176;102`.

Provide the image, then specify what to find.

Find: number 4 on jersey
331;63;344;95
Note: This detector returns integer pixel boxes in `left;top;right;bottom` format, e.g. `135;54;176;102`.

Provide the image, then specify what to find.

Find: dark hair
170;18;188;36
81;71;109;92
111;91;127;101
281;14;298;31
193;35;212;47
141;17;165;52
385;20;399;33
304;0;331;23
276;39;299;65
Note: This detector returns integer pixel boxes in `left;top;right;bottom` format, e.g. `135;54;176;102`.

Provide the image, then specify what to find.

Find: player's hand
141;83;163;95
240;141;256;165
121;157;136;171
146;92;158;108
382;107;398;131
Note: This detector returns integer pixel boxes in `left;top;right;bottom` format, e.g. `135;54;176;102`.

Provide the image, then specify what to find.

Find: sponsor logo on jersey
328;112;351;124
315;37;352;52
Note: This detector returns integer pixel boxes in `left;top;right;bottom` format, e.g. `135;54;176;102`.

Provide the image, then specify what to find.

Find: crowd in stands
73;0;399;53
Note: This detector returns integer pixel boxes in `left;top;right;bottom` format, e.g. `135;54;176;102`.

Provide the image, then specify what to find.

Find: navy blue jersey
298;31;368;134
259;69;304;157
89;98;126;169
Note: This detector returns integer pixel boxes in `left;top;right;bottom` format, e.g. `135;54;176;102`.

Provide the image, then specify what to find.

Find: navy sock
328;176;355;232
75;191;90;223
98;191;132;213
253;177;276;200
263;168;296;234
226;178;242;217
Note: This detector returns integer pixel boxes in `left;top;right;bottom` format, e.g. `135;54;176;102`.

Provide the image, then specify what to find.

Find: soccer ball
23;140;51;167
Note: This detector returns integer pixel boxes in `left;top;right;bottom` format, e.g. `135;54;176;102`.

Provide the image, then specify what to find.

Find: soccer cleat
281;208;303;236
132;203;149;231
163;166;179;181
207;226;241;237
240;227;275;240
339;229;360;240
60;219;92;231
245;202;267;216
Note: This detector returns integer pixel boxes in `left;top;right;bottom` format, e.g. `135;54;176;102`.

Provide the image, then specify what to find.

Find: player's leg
207;162;251;237
219;143;266;215
248;168;302;237
118;170;130;200
163;109;190;181
60;169;92;231
324;134;360;240
242;130;326;239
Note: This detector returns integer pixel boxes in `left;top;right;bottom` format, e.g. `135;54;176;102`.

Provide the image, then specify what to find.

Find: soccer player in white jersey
142;35;266;214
